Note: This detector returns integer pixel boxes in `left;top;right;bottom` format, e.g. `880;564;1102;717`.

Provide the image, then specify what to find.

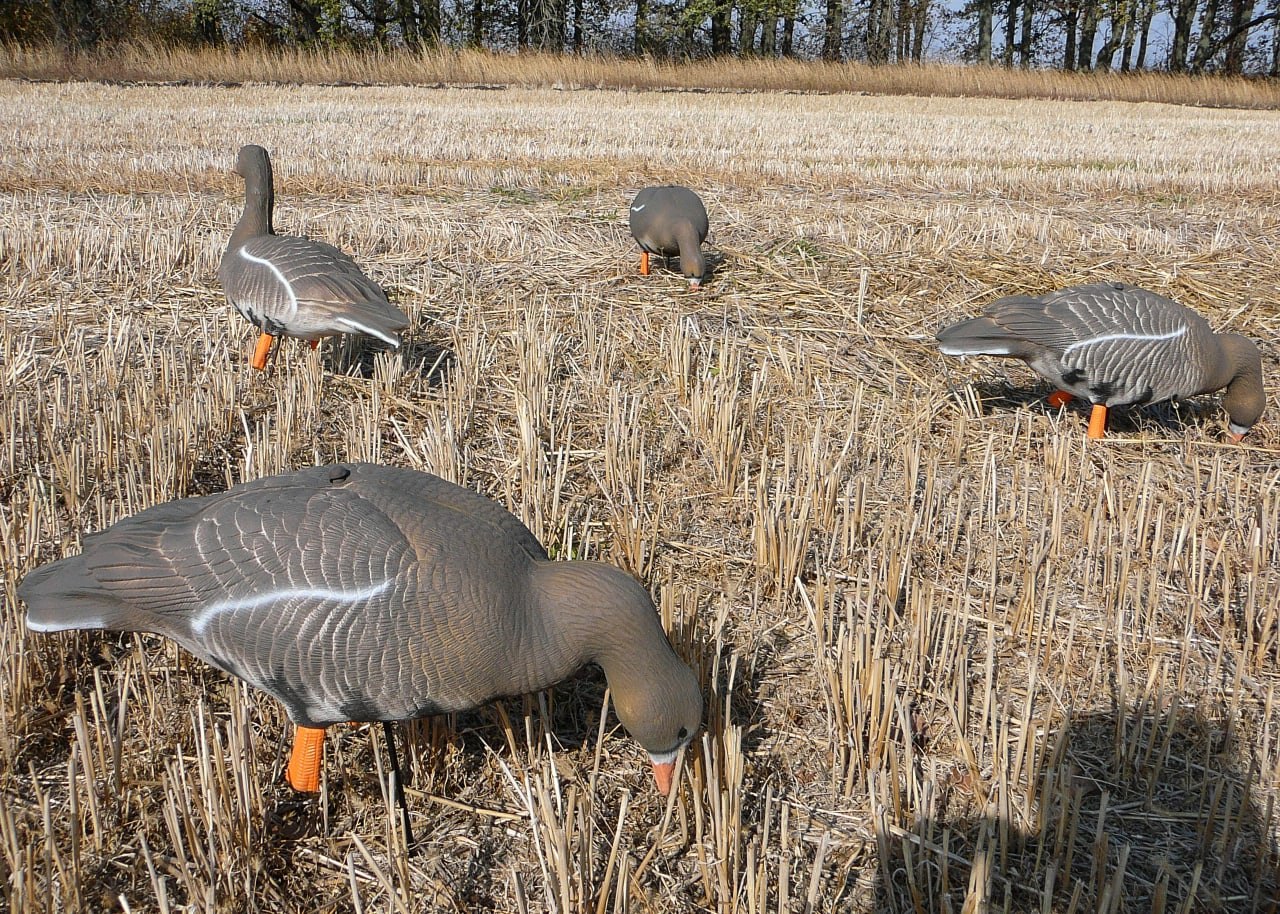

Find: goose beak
1229;431;1246;443
651;758;676;795
687;279;702;291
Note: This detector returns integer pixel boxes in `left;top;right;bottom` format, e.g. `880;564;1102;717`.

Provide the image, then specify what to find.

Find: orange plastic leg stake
1087;404;1108;440
309;339;319;351
639;251;650;276
1046;390;1074;408
286;725;326;793
251;333;275;371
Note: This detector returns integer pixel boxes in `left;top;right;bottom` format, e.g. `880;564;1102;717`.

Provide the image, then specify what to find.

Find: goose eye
677;727;688;741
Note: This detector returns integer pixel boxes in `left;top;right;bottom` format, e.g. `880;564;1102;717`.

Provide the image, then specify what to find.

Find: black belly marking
1133;385;1154;405
1062;368;1085;385
1089;381;1116;401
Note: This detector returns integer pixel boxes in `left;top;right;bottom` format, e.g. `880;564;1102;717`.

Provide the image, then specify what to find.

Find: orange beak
1229;432;1246;443
651;758;676;796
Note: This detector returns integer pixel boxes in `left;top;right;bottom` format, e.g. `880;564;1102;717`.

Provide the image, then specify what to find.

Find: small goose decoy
936;281;1265;440
628;186;709;289
20;464;703;806
220;145;410;370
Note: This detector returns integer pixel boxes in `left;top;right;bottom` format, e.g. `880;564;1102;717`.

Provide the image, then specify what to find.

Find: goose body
936;282;1264;439
629;186;709;288
219;145;410;369
20;464;702;794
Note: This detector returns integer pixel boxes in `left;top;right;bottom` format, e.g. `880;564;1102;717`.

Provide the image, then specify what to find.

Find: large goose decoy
935;282;1265;440
628;186;709;289
20;464;703;804
220;145;410;370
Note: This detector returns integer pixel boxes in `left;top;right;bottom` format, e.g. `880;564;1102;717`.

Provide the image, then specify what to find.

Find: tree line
10;0;1280;73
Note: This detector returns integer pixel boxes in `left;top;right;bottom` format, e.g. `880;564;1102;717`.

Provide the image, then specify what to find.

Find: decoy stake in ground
936;282;1265;440
220;145;410;370
629;186;710;289
21;464;703;807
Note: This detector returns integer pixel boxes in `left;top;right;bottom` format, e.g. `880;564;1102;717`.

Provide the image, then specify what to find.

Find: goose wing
225;235;409;342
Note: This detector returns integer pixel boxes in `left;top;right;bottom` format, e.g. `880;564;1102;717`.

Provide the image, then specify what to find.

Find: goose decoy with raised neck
629;186;709;289
219;145;410;370
20;463;703;798
936;281;1264;440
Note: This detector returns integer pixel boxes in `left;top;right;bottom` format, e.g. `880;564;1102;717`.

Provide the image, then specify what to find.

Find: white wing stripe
1062;326;1187;356
191;579;393;635
334;316;401;346
239;247;298;320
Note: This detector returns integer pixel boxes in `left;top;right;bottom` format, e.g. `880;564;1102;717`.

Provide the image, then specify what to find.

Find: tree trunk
711;1;732;53
1274;2;1280;75
1222;0;1256;72
1018;0;1033;64
572;0;583;51
976;0;993;61
420;0;440;44
1135;0;1155;67
782;11;795;54
1169;0;1195;70
912;0;929;58
740;7;760;53
1076;0;1098;70
1119;0;1138;68
1002;0;1017;65
865;0;885;61
824;0;843;59
878;0;894;59
1191;0;1222;69
470;0;483;46
761;12;778;53
1094;0;1124;68
634;0;646;53
1063;0;1078;68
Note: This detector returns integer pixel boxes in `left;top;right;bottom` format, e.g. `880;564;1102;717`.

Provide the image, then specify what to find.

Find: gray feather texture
936;281;1265;433
219;145;410;346
629;185;709;283
19;464;702;755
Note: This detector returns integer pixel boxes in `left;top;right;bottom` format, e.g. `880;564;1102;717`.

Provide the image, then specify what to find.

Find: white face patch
630;204;646;212
239;247;298;320
191;579;393;636
334;316;401;347
1061;325;1187;356
648;748;678;766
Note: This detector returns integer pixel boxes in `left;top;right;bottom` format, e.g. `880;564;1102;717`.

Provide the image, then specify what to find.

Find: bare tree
975;0;994;61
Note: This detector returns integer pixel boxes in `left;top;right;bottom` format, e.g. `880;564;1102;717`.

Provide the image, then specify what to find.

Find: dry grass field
7;43;1280;109
1;78;1279;913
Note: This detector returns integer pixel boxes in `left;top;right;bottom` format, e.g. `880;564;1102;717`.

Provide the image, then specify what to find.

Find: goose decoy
20;464;703;803
628;186;709;289
220;145;410;370
936;282;1264;440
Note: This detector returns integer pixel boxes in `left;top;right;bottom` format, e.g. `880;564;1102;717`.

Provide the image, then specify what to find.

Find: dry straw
0;79;1277;912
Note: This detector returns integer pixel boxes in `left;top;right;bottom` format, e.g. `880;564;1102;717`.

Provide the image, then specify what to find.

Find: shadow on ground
873;701;1280;912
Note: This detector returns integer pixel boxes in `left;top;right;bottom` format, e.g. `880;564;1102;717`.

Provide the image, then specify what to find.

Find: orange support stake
1087;404;1108;440
286;725;326;793
308;339;319;351
251;333;275;371
639;251;650;276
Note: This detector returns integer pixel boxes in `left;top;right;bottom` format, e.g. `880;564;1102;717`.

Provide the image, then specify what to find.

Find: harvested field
1;79;1279;913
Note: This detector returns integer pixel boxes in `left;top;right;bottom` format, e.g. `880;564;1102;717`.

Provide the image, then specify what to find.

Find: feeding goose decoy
936;282;1265;440
628;186;709;289
220;145;410;370
20;464;703;808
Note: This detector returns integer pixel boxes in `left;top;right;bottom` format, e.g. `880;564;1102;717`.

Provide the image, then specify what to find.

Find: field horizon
6;42;1280;110
1;78;1278;912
